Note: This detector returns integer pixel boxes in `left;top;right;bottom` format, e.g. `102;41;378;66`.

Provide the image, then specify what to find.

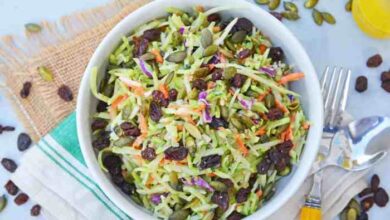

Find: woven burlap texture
0;0;150;141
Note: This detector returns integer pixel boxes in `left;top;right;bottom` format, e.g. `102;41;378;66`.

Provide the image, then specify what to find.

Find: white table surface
0;0;389;219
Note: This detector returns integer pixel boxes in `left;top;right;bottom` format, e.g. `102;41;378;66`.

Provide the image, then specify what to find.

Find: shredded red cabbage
139;59;153;78
239;97;254;110
179;27;185;35
260;66;276;77
183;177;214;192
198;91;212;123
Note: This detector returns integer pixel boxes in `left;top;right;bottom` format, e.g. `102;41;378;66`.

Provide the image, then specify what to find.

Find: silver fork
300;67;351;220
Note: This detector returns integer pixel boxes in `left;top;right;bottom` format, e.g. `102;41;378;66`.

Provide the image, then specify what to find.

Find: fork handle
300;206;321;220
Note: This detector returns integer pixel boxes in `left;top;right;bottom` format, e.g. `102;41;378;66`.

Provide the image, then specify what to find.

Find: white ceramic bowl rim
77;0;324;219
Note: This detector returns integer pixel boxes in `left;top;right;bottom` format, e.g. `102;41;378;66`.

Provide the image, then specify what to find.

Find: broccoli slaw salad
89;5;310;220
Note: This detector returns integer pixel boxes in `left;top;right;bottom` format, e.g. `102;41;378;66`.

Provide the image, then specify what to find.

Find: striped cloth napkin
10;112;130;220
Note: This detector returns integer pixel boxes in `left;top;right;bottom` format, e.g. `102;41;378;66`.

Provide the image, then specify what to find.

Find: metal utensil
300;66;351;220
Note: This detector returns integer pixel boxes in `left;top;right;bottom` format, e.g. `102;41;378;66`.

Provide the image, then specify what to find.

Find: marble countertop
0;0;389;219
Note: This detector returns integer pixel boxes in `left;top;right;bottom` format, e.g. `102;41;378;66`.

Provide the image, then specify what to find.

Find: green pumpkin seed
219;48;234;59
224;66;237;79
221;106;229;119
347;199;361;213
283;2;298;12
0;195;6;212
231;117;244;130
312;9;323;26
38;66;54;82
201;29;213;48
166;7;185;16
193;67;210;78
203;45;218;57
185;136;195;147
268;0;281;10
255;0;270;5
113;137;134;146
210;181;228;192
25;23;42;33
140;52;156;61
287;100;300;111
265;94;275;108
322;12;336;24
345;0;352;12
231;31;247;44
278;166;291;176
169;209;190;220
188;89;199;99
281;11;300;20
167;51;187;63
164;72;175;85
304;0;319;9
225;40;237;52
347;208;357;220
241;115;254;128
340;209;348;220
184;122;202;139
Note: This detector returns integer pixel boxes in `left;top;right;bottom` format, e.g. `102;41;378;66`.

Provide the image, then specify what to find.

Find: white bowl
77;0;323;219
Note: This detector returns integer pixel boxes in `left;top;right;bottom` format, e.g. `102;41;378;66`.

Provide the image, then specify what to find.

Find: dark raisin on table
164;146;188;161
14;193;29;205
270;12;283;21
374;187;389;207
57;85;73;102
17;133;32;152
30;204;41;216
358;187;373;198
371;174;380;192
20;81;32;99
355;76;368;92
358;212;368;220
1;158;17;173
4;180;19;196
381;81;390;93
366;54;382;68
361;196;374;211
381;70;390;82
141;147;156;161
1;126;15;132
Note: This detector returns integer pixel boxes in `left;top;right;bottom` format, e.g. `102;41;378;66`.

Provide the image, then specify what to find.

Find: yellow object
300;206;321;220
352;0;390;38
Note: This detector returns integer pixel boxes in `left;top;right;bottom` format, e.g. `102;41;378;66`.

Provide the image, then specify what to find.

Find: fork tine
328;68;345;127
339;69;351;112
320;66;330;93
330;68;344;111
323;67;338;112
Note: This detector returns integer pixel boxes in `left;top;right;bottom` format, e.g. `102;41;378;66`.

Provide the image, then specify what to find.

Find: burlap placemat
0;0;149;142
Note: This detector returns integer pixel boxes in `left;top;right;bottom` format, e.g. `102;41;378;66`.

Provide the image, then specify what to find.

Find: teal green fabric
50;111;85;165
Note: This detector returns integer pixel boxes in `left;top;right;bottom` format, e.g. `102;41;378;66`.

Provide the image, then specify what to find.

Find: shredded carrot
194;103;206;113
255;127;266;136
212;26;221;33
177;124;184;131
133;155;144;165
108;108;117;119
259;44;267;55
195;5;205;12
303;122;310;130
280;125;292;141
256;190;263;198
229;88;235;95
257;94;266;101
234;134;249;157
220;53;227;63
207;81;216;90
275;99;289;113
151;49;163;64
111;94;128;110
184;116;196;125
146;175;154;188
207;173;217;177
159;84;169;99
138;113;148;136
259;113;268;120
208;64;215;70
134;87;145;96
279;72;305;85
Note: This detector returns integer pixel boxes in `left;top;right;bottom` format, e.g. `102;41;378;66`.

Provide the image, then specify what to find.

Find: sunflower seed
38;66;54;82
268;0;281;10
201;29;213;48
0;195;6;212
166;51;187;63
193;67;210;78
304;0;319;8
164;72;175;85
345;0;353;12
25;23;42;33
255;0;270;5
203;45;218;57
312;9;323;25
283;2;298;12
322;12;336;24
231;31;247;44
281;11;300;20
140;52;156;61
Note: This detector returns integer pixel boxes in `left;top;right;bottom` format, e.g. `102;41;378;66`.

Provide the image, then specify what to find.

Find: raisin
237;49;252;59
231;74;247;88
211;69;223;81
275;158;287;172
14;193;29;205
277;140;294;155
249;174;257;188
57;85;73;102
211;191;229;211
216;178;234;188
267;108;284;120
149;101;163;122
152;90;166;106
103;154;122;172
96;101;108;112
257;161;270;174
120;122;140;137
227;211;245;220
168;89;178;101
381;71;390;82
133;37;149;57
209;117;228;129
20;81;32;98
236;188;251;203
17;133;32;151
358;188;373;198
91;119;107;131
233;18;253;33
270;12;283;21
31;204;41;216
120;182;136;195
92;132;110;150
268;47;284;63
141;147;156;161
199;154;222;170
269;148;283;164
164;146;189;161
207;13;221;23
192;79;207;90
361;197;374;211
112;175;124;185
374;187;389;207
4;180;19;195
1;158;17;173
381;81;390;93
358;212;368;220
366;54;382;67
143;28;161;41
371;174;380;192
355;76;368;92
1;126;15;132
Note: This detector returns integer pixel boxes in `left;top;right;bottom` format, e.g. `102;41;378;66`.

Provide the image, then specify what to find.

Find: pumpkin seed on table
304;0;319;9
345;0;353;12
268;0;281;10
322;12;336;24
283;2;298;12
25;23;42;33
255;0;270;5
0;195;6;212
203;45;218;57
38;66;54;81
312;9;323;25
281;11;300;20
200;29;213;48
166;51;187;63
